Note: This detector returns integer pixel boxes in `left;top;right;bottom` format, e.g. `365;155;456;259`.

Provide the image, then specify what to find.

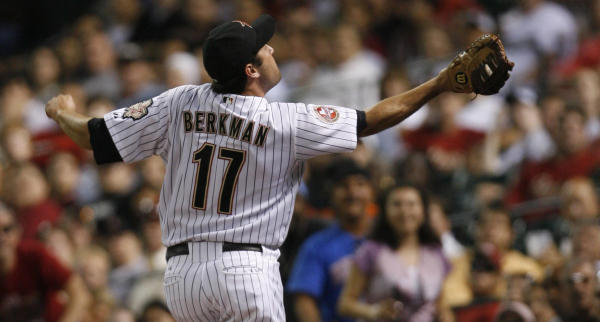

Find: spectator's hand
427;147;464;172
536;243;564;272
368;299;402;321
530;300;558;322
429;202;450;237
46;94;76;121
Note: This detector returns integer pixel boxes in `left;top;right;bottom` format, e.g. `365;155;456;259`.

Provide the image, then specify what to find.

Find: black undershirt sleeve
88;118;123;164
356;110;367;137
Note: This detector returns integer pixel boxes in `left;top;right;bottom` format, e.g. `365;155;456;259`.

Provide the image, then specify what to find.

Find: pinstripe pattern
103;84;357;321
103;83;357;249
163;242;285;321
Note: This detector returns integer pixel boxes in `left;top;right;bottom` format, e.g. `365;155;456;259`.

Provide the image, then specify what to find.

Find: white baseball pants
163;241;285;321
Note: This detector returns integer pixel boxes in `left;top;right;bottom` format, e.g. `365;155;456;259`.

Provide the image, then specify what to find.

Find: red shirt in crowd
453;299;501;322
402;126;485;152
17;199;62;240
506;140;600;205
32;130;85;167
0;240;72;322
556;35;600;77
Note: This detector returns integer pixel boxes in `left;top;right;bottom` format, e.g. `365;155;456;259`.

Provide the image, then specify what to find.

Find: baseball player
45;14;512;321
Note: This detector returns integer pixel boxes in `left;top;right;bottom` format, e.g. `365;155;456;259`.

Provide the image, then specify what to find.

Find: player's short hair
211;55;263;94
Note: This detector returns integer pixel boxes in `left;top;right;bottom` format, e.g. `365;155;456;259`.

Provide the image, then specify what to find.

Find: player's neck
241;81;266;97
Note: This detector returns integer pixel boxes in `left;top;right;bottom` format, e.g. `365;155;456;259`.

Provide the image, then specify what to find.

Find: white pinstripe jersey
104;84;358;248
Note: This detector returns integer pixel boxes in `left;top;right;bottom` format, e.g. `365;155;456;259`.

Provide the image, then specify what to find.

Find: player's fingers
56;94;76;112
63;94;76;110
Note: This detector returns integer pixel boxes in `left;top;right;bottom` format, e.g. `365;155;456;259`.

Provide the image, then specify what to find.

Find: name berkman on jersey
182;110;270;147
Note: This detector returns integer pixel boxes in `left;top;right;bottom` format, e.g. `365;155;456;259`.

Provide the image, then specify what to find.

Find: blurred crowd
0;0;599;321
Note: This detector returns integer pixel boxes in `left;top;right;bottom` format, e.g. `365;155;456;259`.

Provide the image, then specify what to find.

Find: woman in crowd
338;185;450;321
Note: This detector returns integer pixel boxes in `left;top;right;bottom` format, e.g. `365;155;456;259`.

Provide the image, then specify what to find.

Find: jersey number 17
191;143;246;214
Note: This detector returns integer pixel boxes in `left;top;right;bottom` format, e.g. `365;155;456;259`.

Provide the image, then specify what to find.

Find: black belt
166;242;263;261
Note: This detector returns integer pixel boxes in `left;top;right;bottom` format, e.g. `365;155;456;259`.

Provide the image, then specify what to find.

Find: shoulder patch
312;105;340;123
123;99;153;120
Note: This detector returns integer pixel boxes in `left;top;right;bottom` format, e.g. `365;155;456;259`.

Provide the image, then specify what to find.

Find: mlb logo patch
312;105;339;123
223;96;234;104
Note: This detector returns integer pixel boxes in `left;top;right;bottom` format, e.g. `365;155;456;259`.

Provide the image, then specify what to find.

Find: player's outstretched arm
359;71;449;137
45;94;93;149
359;33;513;137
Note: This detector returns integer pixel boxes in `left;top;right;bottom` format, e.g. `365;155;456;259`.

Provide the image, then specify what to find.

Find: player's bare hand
368;298;403;321
46;94;76;120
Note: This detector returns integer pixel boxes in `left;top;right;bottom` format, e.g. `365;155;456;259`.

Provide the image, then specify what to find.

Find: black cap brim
252;14;276;52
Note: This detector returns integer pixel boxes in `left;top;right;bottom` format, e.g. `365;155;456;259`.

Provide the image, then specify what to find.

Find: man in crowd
287;159;373;322
0;202;90;322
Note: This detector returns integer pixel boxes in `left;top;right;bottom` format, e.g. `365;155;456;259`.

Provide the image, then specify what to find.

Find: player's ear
245;63;260;80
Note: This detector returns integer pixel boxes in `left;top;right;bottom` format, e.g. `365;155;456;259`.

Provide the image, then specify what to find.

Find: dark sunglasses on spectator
0;224;15;234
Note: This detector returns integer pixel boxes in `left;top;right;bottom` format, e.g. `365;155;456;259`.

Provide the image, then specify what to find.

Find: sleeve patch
312;105;340;123
122;99;153;120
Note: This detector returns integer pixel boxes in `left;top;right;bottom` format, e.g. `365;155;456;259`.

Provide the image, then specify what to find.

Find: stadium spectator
428;198;464;260
131;0;185;42
1;123;34;164
526;283;561;322
405;25;454;85
441;207;544;308
572;69;600;140
140;211;166;271
82;32;121;101
402;92;485;210
140;299;175;322
560;176;599;223
46;152;82;209
1;1;600;320
173;0;221;48
164;51;201;88
562;258;600;321
31;47;62;103
3;162;62;240
499;0;578;90
0;203;90;321
104;0;142;50
107;230;150;304
452;248;503;322
287;159;373;322
78;245;116;322
507;106;600;204
117;57;165;108
90;162;137;234
522;176;599;270
338;185;448;321
402;93;485;173
55;36;84;80
494;301;536;322
41;225;77;268
110;307;137;322
296;23;385;110
571;224;600;266
0;80;54;135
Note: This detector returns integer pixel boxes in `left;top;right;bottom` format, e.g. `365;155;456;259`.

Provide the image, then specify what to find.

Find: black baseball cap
202;14;276;83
